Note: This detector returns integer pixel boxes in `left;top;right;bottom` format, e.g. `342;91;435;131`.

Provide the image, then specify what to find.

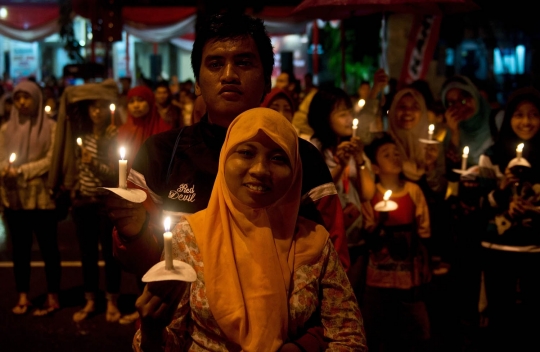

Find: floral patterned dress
134;218;366;351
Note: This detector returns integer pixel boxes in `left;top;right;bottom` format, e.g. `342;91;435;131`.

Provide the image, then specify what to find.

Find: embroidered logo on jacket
168;184;196;202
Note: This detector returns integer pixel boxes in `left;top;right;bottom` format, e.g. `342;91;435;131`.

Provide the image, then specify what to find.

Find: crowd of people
1;11;539;352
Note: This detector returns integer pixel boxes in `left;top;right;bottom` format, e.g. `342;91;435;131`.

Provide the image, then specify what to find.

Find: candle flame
463;146;469;155
517;143;524;153
352;118;358;128
119;147;125;160
429;124;434;132
109;103;116;112
357;99;366;108
76;137;82;146
383;190;392;201
164;217;171;232
44;105;51;113
9;153;16;163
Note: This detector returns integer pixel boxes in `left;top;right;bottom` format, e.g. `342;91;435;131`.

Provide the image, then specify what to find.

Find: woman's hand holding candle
136;280;188;352
3;153;18;178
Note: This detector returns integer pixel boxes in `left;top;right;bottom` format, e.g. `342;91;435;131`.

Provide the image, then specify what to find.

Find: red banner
399;15;442;87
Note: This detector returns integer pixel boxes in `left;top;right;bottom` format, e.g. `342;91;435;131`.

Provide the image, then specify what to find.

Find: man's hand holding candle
106;195;147;238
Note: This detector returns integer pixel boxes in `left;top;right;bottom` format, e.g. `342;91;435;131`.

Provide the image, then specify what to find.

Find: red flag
399;15;442;87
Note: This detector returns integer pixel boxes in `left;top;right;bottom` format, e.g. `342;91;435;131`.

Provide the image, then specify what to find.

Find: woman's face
128;96;150;118
329;102;353;137
511;101;540;141
395;94;421;130
445;88;476;121
269;97;293;122
225;131;293;208
88;99;111;128
13;91;37;116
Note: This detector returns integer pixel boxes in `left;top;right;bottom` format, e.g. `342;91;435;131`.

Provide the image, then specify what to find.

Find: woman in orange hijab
118;85;171;170
134;108;365;351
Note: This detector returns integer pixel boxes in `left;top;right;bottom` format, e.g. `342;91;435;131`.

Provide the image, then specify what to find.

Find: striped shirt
78;134;117;197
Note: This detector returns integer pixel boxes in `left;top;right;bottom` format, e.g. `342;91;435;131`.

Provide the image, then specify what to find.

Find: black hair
191;12;274;88
308;86;353;151
364;132;397;166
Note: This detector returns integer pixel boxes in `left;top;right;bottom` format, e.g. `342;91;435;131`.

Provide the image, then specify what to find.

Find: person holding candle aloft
387;88;450;275
134;108;365;351
441;75;494;177
477;87;540;351
361;133;432;352
307;86;374;302
0;80;61;316
69;97;123;323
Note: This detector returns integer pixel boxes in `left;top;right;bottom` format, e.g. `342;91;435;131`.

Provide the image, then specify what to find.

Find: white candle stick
383;189;392;207
110;103;116;126
428;124;434;140
516;143;524;161
163;217;173;270
119;147;127;189
462;146;469;171
9;153;16;170
352;118;358;138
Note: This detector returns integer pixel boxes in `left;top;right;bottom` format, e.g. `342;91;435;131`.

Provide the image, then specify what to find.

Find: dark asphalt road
0;213;139;352
0;212;531;352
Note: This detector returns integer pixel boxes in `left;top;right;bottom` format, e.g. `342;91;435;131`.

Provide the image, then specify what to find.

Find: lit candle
462;146;469;171
119;147;127;189
76;137;83;148
352;118;358;138
383;189;392;206
516;143;524;161
110;103;116;125
357;99;366;109
428;124;434;140
163;217;173;270
44;105;51;114
9;153;16;170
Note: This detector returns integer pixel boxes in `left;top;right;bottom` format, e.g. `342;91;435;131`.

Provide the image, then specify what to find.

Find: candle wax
119;160;127;189
163;231;173;270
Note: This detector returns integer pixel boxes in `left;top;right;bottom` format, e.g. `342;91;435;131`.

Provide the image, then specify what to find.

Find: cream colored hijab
388;88;429;181
187;107;329;351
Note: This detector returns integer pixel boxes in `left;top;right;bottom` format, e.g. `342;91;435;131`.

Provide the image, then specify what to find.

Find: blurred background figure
260;87;296;122
1;80;61;317
154;81;182;129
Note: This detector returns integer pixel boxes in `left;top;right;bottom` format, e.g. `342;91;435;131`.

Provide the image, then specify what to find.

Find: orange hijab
187;108;329;351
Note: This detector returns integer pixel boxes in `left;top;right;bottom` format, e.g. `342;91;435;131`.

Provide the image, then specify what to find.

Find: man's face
195;37;268;124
